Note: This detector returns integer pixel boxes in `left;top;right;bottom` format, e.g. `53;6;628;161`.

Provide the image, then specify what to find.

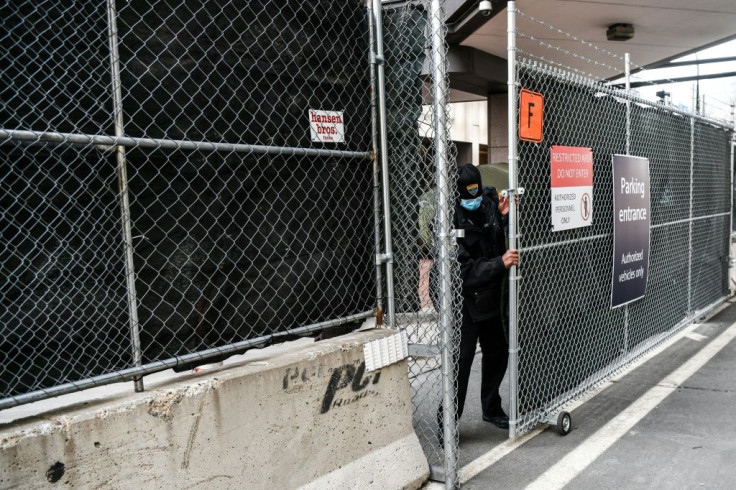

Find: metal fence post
367;1;385;323
507;0;520;439
731;103;735;240
624;52;631;353
625;53;631;156
107;0;143;392
730;111;735;289
427;0;458;485
688;116;695;314
370;0;396;328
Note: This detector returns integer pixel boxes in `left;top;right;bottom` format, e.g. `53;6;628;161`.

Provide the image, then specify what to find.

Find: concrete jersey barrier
0;329;428;489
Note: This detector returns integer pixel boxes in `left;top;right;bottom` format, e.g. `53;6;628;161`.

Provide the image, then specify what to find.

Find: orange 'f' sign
519;88;544;143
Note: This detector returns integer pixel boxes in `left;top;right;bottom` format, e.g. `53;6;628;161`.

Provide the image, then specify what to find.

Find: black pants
436;315;508;442
455;315;508;419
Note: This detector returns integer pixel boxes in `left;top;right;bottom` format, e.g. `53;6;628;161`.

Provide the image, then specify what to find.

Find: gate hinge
375;253;393;265
408;343;441;358
371;54;385;66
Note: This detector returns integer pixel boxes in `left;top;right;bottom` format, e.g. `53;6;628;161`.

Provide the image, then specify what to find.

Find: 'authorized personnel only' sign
309;109;345;143
551;146;593;232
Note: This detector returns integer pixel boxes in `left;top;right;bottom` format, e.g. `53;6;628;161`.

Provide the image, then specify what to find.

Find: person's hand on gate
502;249;519;269
497;192;518;216
498;193;509;215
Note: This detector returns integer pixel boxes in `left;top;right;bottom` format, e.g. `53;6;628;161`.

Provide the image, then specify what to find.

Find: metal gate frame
506;0;735;438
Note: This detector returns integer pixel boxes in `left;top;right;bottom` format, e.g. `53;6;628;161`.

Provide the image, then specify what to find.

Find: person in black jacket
452;163;518;430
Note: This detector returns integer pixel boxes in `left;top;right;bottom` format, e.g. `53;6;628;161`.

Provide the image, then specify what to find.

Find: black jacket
455;186;508;323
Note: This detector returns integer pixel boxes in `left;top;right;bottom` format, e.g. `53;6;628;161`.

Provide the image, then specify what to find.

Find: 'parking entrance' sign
611;154;651;308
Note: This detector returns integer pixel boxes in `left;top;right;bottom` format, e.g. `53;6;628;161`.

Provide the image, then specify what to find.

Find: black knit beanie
456;164;483;200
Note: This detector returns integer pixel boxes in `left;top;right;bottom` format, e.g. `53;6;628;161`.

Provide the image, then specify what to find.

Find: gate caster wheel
556;411;572;436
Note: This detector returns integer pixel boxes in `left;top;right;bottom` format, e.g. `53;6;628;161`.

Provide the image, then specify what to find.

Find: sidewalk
438;297;736;489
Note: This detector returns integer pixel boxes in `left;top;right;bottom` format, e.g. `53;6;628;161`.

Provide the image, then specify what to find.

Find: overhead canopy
418;0;736;99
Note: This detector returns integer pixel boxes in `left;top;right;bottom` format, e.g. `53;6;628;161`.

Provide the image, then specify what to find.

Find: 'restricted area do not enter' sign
550;146;593;232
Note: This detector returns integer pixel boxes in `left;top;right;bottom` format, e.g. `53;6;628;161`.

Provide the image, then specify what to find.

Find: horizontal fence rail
0;310;374;410
0;130;374;159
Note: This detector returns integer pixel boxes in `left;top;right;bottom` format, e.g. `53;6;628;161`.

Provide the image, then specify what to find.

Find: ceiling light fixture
607;23;635;41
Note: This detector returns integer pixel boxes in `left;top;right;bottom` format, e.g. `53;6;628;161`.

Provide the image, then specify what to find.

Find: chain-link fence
1;0;383;406
507;2;734;437
381;0;462;484
2;0;463;483
11;1;731;486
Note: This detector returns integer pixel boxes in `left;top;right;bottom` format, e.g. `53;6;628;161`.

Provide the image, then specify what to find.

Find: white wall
421;100;488;165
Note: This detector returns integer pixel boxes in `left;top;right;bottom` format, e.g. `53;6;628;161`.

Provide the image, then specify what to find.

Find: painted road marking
423;302;731;488
448;320;702;485
452;301;732;486
685;332;708;342
524;318;736;490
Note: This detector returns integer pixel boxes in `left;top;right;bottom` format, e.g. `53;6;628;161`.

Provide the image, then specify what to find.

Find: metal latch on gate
408;343;441;358
501;187;525;198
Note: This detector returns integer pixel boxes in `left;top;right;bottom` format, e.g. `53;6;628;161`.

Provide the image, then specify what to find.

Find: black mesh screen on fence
126;149;375;364
0;2;113;135
0;143;131;397
1;0;376;400
515;64;733;429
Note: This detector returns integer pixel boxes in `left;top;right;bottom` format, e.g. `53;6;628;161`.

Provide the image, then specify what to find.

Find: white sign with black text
309;109;345;143
611;154;651;309
551;146;593;231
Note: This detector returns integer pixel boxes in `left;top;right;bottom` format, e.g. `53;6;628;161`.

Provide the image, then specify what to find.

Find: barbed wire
515;7;735;125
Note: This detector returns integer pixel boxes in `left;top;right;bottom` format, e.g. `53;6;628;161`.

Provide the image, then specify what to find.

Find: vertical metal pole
730;126;734;296
625;53;631;156
428;1;457;486
692;84;698;115
688;116;695;314
731;104;736;243
728;102;735;295
695;55;701;114
623;52;631;352
107;0;143;392
367;1;385;322
507;0;520;439
370;0;396;328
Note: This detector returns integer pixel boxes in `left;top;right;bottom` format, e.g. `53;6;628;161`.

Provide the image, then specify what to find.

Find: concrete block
0;330;428;489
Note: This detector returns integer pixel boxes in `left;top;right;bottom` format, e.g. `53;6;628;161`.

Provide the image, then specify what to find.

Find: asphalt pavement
431;296;736;489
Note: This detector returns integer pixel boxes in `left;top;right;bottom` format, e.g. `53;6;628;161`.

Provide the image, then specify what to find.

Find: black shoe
483;414;509;430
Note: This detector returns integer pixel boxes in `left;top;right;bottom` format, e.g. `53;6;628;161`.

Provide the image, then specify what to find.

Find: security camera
479;0;492;16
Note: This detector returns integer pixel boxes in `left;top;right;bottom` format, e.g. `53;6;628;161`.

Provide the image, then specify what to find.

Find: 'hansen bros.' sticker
309;109;345;143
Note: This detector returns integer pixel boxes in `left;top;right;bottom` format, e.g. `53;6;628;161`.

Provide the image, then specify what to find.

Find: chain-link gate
380;0;462;484
1;0;388;407
506;1;734;437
